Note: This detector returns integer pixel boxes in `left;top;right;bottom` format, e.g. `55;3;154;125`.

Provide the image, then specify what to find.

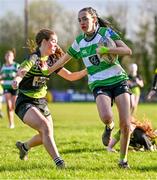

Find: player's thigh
134;95;140;106
4;93;12;107
46;115;53;129
96;94;113;119
23;106;49;132
115;93;130;123
130;94;135;106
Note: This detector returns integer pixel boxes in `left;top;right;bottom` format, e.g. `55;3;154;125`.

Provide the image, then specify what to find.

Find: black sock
22;143;29;151
54;157;64;166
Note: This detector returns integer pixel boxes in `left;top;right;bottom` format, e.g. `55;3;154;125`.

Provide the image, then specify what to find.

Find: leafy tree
0;12;24;63
153;16;157;69
27;0;87;91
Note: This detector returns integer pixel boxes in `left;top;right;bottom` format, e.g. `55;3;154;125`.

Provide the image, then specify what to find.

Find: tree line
0;0;157;93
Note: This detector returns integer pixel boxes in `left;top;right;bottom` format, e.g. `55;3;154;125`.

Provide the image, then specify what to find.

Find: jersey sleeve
20;54;37;72
67;39;81;59
107;28;121;41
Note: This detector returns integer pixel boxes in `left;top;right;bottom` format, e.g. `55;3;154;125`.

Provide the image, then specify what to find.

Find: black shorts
93;81;131;104
4;89;18;95
15;93;50;121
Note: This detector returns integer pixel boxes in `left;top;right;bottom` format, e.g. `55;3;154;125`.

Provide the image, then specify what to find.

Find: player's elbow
64;74;75;81
127;48;132;56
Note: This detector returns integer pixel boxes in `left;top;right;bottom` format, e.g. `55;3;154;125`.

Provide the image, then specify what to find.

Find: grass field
0;102;157;179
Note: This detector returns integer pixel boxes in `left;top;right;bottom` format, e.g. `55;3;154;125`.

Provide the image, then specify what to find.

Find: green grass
0;102;157;179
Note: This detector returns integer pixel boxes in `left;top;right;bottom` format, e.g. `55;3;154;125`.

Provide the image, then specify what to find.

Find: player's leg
115;93;131;168
23;107;64;168
16;133;42;159
17;114;53;151
96;94;114;146
0;94;3;118
11;94;17;111
0;85;3;118
4;92;15;128
130;94;135;115
107;130;120;153
133;95;140;113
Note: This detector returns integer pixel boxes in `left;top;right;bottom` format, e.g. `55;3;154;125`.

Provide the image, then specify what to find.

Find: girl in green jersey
0;83;3;118
46;7;132;168
128;63;144;115
12;29;87;168
0;50;20;128
147;68;157;100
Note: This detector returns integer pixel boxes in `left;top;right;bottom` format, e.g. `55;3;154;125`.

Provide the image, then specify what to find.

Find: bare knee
7;104;12;111
40;120;52;137
100;113;113;124
120;122;131;134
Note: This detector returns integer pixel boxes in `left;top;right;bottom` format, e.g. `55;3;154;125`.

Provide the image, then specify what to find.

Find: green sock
113;130;121;141
120;153;127;162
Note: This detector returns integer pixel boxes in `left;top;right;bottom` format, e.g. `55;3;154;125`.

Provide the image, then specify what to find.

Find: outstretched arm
147;90;156;100
136;78;144;88
48;53;71;74
147;74;157;100
12;67;27;89
57;68;87;81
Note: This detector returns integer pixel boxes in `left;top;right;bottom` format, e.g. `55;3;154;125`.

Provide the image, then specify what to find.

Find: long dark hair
79;7;118;33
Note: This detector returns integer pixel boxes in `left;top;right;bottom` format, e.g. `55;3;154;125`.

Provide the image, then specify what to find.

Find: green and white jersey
67;27;128;91
0;62;20;90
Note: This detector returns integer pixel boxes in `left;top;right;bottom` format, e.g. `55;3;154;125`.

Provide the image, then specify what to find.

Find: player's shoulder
98;27;108;36
75;33;84;44
28;50;40;63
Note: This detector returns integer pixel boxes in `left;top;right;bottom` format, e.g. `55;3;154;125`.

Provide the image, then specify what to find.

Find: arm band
99;46;109;54
42;69;49;76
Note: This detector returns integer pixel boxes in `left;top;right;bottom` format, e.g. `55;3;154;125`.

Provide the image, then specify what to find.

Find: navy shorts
93;81;131;105
15;93;50;121
4;89;18;96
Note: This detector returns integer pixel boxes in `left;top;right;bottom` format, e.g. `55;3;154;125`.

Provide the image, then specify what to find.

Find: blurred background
0;0;157;102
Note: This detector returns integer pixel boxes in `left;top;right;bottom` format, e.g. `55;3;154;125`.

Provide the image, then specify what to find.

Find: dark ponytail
97;17;111;28
79;7;120;34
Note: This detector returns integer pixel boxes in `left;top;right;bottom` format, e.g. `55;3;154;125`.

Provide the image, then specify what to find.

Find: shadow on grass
61;147;105;154
133;165;157;172
0;161;116;174
0;162;50;172
64;165;115;172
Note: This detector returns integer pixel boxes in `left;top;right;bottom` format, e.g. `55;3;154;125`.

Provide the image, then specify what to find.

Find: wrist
99;46;109;54
15;76;22;83
42;69;49;75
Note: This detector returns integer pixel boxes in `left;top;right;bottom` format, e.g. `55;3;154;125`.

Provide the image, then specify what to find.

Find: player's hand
96;46;109;55
147;90;156;100
12;80;19;89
